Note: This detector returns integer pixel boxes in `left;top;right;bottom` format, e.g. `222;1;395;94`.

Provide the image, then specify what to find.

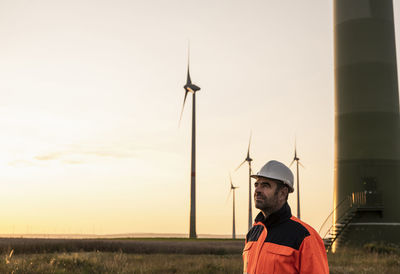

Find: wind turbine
179;47;201;239
290;139;304;219
229;174;239;239
236;133;253;231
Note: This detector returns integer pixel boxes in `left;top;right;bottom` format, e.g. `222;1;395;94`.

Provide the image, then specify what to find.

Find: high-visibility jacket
243;203;329;274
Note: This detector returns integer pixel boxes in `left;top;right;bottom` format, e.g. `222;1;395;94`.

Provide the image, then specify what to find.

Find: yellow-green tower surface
334;0;400;247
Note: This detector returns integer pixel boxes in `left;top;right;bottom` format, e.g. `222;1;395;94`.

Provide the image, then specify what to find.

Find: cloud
8;160;36;167
34;152;64;161
33;144;137;164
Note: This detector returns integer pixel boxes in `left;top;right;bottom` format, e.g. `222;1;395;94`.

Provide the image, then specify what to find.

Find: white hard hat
251;160;294;193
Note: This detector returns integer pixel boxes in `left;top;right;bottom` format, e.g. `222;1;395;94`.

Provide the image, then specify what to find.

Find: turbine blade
188;40;190;66
289;159;295;167
235;159;246;171
225;188;232;204
186;42;192;85
178;90;189;126
299;161;305;169
247;131;252;158
186;67;192;85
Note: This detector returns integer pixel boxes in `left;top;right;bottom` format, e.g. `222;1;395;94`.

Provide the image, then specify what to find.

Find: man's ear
280;187;289;201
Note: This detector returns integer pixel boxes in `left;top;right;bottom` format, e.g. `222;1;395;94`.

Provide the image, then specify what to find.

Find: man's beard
254;191;279;214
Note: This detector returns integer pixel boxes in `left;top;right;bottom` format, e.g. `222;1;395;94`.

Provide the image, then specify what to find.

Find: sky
0;0;399;237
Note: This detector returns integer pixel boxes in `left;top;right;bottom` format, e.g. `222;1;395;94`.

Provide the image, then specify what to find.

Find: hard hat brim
251;174;294;193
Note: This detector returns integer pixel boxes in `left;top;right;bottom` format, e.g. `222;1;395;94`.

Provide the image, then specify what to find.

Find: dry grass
0;251;243;273
0;237;243;255
0;238;244;273
328;246;400;274
1;238;400;273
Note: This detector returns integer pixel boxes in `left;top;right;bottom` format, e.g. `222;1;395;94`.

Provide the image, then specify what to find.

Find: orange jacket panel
243;203;329;274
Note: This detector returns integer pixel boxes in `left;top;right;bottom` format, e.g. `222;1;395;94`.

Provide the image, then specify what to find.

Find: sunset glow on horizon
0;0;399;237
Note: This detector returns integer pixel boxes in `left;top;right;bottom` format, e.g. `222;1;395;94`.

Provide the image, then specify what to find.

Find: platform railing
318;191;383;251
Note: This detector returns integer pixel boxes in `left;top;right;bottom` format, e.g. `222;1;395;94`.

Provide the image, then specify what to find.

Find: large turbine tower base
333;0;400;249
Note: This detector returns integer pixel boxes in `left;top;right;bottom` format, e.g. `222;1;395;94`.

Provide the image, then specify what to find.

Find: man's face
254;177;281;215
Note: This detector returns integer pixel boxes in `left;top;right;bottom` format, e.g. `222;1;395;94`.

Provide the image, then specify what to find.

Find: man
243;160;329;274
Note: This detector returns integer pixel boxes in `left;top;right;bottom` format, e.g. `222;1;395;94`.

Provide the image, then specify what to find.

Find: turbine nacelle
179;62;201;125
229;173;239;191
235;132;253;171
184;84;200;94
290;139;303;167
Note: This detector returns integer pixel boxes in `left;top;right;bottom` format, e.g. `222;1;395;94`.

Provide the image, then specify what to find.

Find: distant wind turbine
290;139;304;219
236;132;253;231
179;46;201;239
229;173;239;239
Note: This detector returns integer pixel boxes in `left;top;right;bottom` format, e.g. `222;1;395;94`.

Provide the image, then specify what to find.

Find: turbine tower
236;133;253;231
290;140;303;219
229;174;239;239
333;0;400;247
180;48;201;239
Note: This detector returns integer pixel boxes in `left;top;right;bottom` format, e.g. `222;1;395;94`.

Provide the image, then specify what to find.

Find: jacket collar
254;202;292;228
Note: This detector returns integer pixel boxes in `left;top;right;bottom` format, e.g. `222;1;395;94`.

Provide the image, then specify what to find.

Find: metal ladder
319;191;383;252
319;196;355;252
322;208;356;251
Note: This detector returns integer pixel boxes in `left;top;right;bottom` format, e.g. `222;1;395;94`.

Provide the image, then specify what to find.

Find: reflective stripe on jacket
242;203;329;274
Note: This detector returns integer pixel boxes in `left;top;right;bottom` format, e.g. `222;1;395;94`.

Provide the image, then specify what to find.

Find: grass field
0;237;243;255
1;238;399;273
1;252;243;273
327;246;400;274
